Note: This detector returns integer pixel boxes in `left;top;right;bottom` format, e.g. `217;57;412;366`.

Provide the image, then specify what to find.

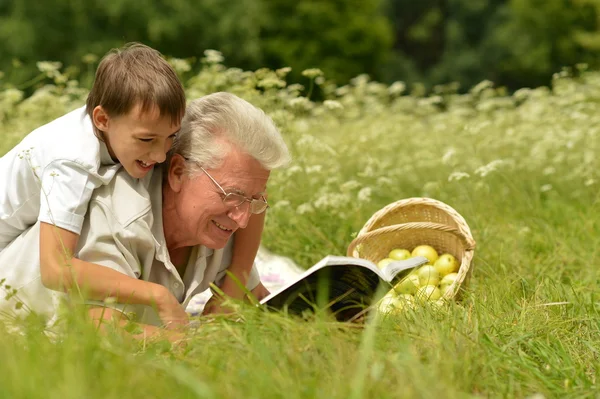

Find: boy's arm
39;222;189;328
88;307;186;344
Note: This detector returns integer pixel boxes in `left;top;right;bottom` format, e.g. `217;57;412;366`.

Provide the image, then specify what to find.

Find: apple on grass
434;253;459;276
411;245;439;265
388;248;411;261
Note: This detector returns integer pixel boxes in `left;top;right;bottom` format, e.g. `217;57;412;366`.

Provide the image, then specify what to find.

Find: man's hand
201;282;271;315
250;282;270;301
154;286;189;329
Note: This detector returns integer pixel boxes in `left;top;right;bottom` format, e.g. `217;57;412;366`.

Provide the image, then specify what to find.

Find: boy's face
93;104;181;179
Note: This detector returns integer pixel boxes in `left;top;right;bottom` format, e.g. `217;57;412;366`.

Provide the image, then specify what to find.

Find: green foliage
2;57;600;397
382;0;600;90
0;0;392;90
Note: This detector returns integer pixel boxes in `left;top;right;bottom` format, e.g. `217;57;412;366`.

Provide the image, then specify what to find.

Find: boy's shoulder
19;106;104;170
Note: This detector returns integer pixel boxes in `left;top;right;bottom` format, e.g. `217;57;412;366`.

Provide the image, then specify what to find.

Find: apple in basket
434;253;459;276
394;274;420;295
417;265;440;287
416;285;442;302
411;245;439;264
388;248;411;261
440;272;459;295
378;292;414;315
377;258;395;269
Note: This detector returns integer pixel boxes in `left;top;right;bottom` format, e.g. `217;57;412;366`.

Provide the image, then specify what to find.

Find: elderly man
0;92;290;332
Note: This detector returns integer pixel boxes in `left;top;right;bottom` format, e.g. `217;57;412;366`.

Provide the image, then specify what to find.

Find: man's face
94;104;181;179
167;149;270;250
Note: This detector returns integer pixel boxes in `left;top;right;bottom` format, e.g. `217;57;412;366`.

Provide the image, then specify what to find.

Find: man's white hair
169;92;291;172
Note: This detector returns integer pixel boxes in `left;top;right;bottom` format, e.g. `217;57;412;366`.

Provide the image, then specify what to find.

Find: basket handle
346;222;476;257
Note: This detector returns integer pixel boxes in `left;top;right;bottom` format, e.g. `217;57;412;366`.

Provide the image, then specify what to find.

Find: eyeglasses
200;167;269;214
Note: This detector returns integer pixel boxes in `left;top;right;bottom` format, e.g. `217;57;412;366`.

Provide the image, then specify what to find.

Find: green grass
1;60;600;398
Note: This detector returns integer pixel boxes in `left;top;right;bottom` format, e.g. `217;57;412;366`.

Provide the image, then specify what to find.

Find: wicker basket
346;197;476;300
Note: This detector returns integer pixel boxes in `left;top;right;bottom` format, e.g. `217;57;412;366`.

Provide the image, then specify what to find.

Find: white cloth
186;245;304;315
0;167;260;326
0;106;120;250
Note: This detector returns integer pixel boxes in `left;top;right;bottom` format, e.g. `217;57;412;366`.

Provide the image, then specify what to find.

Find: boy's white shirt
0;106;121;250
0;167;259;326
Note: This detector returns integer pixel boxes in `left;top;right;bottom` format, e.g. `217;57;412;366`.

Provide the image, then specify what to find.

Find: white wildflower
276;67;292;77
540;184;553;192
36;61;62;74
542;167;556;176
285;165;303;176
471;80;494;94
301;68;324;79
296;203;314;215
585;178;595;186
169;58;192;73
357;187;372;203
388;81;406;96
314;193;351;210
203;49;224;64
340;180;361;191
448;172;470;182
257;77;286;89
442;148;456;165
323;100;343;110
474;159;505;177
273;200;291;209
376;176;393;186
305;165;322;174
288;97;313;111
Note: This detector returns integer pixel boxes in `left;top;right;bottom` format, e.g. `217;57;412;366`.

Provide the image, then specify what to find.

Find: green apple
388;248;411;261
411;245;439;265
440;284;454;298
393;274;420;295
417;265;440;287
434;253;459;276
416;285;442;302
440;272;459;288
395;294;415;310
377;258;394;270
377;292;407;315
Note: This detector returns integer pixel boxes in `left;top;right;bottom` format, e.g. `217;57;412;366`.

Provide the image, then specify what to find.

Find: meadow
0;54;599;398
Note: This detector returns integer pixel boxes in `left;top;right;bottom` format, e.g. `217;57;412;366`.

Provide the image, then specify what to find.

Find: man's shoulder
91;169;157;227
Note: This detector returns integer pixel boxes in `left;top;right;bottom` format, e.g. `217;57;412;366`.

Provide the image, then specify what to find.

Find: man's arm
39;223;189;328
208;213;264;312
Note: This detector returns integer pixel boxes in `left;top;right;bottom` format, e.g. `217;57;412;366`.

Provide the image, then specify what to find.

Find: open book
259;255;429;322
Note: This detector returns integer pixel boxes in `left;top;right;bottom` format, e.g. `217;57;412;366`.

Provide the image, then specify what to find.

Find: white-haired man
0;92;291;333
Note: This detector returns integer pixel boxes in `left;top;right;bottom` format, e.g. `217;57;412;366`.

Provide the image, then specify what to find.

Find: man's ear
92;106;110;132
168;154;187;193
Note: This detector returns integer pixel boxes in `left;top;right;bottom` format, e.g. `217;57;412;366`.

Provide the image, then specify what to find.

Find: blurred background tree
0;0;598;93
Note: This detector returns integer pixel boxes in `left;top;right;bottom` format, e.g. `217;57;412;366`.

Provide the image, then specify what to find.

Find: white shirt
0;167;259;326
0;106;121;250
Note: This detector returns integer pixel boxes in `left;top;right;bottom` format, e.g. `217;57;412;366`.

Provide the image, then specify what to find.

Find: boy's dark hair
86;42;186;133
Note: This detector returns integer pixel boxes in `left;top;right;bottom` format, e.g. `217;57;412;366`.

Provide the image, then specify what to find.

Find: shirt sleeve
38;160;101;235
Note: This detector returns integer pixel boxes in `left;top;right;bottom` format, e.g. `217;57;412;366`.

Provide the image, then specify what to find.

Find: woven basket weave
346;197;476;300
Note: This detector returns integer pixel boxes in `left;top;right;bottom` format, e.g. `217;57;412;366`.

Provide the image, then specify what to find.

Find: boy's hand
155;287;189;329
